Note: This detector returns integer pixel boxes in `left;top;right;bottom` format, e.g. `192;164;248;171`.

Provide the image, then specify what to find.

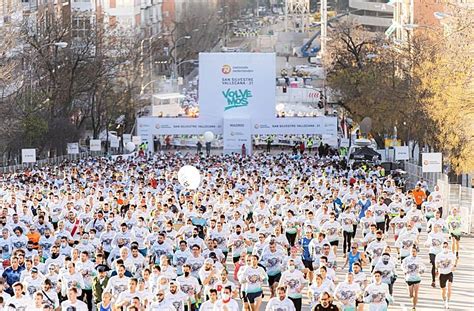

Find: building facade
348;0;393;32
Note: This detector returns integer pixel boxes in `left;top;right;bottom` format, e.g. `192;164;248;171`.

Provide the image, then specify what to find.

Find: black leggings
430;253;436;282
286;232;297;247
343;231;353;254
385;215;391;232
81;289;93;311
289;297;302;311
376;221;385;233
352;224;357;238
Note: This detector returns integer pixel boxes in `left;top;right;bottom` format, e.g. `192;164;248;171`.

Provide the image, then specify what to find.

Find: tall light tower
320;0;327;56
285;0;310;32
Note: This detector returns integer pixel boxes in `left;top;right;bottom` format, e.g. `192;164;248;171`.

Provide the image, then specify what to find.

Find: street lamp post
172;35;191;80
221;21;234;47
141;35;163;91
29;41;68;106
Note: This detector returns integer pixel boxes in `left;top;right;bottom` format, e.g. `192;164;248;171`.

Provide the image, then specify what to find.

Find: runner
363;270;393;311
424;224;446;288
279;259;306;311
334;272;362;311
401;245;426;310
435;241;456;309
266;285;296;311
446;208;462;260
238;254;267;311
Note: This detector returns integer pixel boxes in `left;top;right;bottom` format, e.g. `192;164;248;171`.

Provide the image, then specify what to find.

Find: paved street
229;228;474;310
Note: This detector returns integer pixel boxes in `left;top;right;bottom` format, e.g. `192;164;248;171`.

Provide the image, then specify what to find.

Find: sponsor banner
394;146;410;160
89;139;102;151
21;149;36;163
123;134;132;143
223;117;252;154
110;137;120;148
322;134;338;147
67;143;79;155
340;138;350;148
199;52;276;118
137;117;223;136
251;117;337;135
137;116;338;138
422;152;442;173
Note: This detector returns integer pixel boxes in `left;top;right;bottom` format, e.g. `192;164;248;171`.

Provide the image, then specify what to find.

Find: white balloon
126;142;136;152
203;131;215;143
178;165;201;190
276;103;285;112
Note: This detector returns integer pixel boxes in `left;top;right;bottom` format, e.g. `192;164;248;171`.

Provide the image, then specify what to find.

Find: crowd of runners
0;151;463;311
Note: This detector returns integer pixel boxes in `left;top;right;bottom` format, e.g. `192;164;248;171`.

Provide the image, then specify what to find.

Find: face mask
382;259;389;265
376;237;382;242
184;272;190;277
236;231;241;235
288;265;295;272
82;239;89;245
193;234;198;238
222;293;230;301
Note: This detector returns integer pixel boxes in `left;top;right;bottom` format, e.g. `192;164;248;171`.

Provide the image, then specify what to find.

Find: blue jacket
358;199;371;219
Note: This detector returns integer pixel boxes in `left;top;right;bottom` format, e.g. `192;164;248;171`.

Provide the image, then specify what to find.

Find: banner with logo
21;149;36;163
110;137;120;148
251;117;337;135
394;146;410;160
138;116;337;137
89;139;102;151
322;134;338;147
199;53;276;118
67;143;79;155
223;117;252;154
339;138;350;148
123;134;132;143
137;117;223;136
422;152;442;173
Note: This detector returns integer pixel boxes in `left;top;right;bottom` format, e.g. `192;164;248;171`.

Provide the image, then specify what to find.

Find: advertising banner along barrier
89;139;102;152
123;134;132;143
22;149;36;163
395;146;410;160
110;137;120;148
67;143;80;155
422;152;442;173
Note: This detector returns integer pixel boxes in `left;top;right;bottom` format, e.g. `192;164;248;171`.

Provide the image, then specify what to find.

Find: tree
326;21;434;150
0;9;147;158
414;4;474;173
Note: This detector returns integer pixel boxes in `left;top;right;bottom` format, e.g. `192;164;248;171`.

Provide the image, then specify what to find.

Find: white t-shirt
5;295;32;311
60;299;88;311
265;297;296;311
334;281;361;308
279;269;306;299
435;251;456;275
200;300;216;311
213;299;239;311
